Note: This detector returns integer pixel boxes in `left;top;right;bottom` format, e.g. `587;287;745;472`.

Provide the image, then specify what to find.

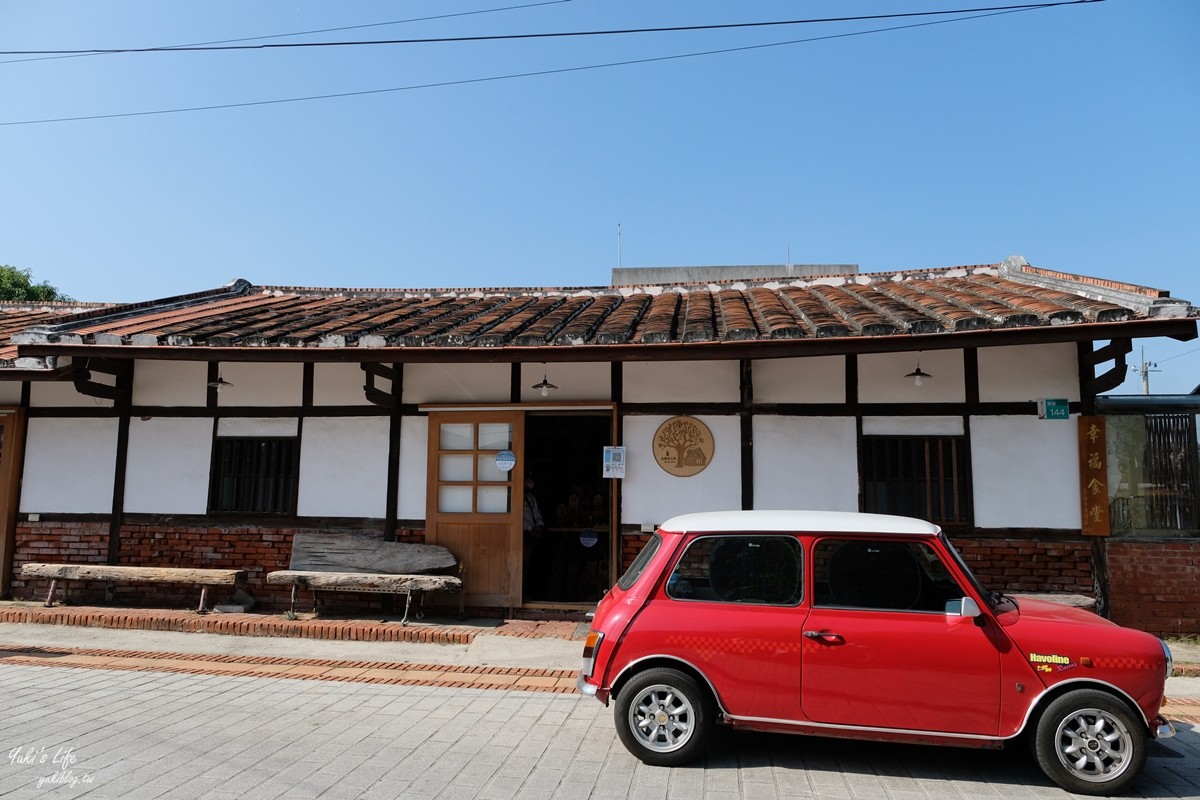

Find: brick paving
0;606;1198;798
0;605;489;645
1;660;1198;800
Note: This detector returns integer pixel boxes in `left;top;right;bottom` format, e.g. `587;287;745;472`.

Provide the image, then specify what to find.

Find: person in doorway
523;471;546;597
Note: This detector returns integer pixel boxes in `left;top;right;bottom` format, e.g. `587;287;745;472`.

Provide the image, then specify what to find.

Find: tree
0;265;72;302
656;418;703;466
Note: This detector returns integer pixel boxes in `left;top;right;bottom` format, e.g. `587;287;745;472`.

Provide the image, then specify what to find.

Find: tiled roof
0;303;109;366
8;260;1196;365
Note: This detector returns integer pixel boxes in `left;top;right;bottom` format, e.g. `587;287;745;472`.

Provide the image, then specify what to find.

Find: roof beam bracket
361;362;398;410
73;358;133;405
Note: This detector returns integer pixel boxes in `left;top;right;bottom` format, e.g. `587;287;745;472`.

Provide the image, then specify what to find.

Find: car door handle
803;630;845;645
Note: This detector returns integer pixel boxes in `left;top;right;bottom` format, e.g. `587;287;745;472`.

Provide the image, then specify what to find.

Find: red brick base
12;522;1200;636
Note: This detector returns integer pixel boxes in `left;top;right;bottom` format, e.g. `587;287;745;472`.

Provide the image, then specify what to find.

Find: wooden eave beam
15;317;1197;366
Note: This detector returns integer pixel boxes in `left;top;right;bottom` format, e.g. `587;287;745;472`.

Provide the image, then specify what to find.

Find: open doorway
523;412;613;606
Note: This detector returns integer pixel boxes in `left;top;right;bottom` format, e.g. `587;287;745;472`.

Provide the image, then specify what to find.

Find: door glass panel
477;486;511;514
439;454;474;482
439;423;474;451
477;455;510;483
478;423;512;450
438;486;473;513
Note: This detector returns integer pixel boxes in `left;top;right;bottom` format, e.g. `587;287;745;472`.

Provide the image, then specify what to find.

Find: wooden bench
21;563;247;614
265;533;463;624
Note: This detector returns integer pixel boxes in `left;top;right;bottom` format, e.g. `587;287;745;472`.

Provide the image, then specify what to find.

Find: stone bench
265;533;463;624
21;563;247;614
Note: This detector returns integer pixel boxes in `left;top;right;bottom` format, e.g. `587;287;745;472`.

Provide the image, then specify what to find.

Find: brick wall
13;523;1199;635
950;538;1094;594
621;532;652;571
1106;540;1200;637
10;522;427;612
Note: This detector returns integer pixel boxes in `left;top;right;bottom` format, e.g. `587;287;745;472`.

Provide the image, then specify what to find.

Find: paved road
2;663;1198;800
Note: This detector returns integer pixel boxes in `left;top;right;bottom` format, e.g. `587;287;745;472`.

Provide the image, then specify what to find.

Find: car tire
1032;688;1147;796
614;668;713;766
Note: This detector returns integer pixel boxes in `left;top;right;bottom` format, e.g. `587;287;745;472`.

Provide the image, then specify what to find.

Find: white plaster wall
124;418;214;513
404;363;510;404
978;343;1080;402
20;418;118;513
0;383;22;405
752;357;845;404
30;380;114;408
132;360;208;406
217;418;299;437
217;362;303;406
858;350;965;403
862;416;965;436
398;415;429;519
623;361;739;403
313;363;375;406
519;362;611;402
753;416;858;511
620;415;741;525
970;415;1081;528
298;417;389;517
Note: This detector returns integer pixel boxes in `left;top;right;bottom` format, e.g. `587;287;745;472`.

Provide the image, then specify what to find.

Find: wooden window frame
860;435;972;527
208;436;300;516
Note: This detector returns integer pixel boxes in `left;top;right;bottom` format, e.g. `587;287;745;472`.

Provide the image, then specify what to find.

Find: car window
616;533;662;591
666;535;802;605
813;538;966;612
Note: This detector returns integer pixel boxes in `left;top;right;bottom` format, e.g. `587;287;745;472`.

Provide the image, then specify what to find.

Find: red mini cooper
577;510;1175;796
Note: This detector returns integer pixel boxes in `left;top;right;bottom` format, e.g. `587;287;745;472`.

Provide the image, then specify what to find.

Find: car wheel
614;668;713;766
1032;689;1147;796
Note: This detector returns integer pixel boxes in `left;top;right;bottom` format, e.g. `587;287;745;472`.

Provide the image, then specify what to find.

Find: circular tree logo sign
653;416;714;477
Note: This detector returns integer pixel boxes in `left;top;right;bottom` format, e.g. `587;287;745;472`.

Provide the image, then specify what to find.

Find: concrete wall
20;418;118;513
297;417;390;518
125;418;213;514
752;416;858;510
623;361;739;403
751;356;845;403
619;415;741;525
217;363;303;407
132;361;208;407
970;415;1081;528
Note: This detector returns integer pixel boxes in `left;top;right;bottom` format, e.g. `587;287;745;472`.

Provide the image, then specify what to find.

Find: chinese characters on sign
1078;416;1110;536
602;446;626;479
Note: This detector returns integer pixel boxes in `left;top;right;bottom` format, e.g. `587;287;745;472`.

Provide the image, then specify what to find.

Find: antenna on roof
617;222;622;268
787;244;792;269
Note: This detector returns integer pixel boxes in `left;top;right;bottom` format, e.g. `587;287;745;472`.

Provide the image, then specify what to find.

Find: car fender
609;653;731;720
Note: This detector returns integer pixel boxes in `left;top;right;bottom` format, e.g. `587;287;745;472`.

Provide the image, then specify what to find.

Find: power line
0;1;1104;56
1157;346;1200;364
0;6;1078;128
0;1;575;65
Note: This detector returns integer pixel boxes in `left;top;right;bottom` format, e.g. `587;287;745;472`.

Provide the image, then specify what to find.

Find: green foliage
0;265;72;302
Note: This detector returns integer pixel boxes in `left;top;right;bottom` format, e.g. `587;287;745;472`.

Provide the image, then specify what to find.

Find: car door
623;534;810;722
800;537;1001;735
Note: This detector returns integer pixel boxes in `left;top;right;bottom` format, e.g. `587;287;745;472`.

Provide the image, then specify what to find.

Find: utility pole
1133;346;1160;395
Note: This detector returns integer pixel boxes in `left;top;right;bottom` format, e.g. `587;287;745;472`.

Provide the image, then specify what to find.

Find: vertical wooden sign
1078;415;1110;536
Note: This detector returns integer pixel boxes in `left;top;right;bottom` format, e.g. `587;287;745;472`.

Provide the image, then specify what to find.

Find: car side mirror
947;597;982;618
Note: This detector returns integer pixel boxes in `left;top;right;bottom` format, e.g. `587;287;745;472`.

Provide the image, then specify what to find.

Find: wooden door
0;408;26;597
425;411;524;608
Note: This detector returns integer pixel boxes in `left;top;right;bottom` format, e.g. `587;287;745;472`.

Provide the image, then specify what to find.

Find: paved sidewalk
2;660;1198;800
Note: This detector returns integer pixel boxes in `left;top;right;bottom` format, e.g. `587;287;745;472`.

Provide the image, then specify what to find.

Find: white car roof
657;510;941;536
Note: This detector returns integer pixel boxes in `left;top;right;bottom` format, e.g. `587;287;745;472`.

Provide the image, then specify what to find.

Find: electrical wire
0;0;575;65
0;5;1086;127
0;1;1103;56
1156;346;1200;364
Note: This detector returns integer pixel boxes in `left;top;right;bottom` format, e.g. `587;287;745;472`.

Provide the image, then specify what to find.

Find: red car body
578;511;1174;795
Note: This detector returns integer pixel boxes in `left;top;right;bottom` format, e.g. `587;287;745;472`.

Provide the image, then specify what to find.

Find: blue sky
3;0;1197;392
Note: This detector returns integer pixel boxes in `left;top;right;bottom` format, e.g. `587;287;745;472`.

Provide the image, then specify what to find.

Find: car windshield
938;533;1008;608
